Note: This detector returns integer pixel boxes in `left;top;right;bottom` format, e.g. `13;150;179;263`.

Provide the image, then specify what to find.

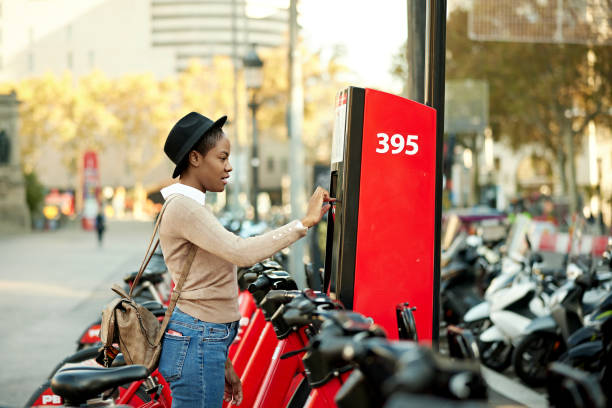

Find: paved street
0;220;155;407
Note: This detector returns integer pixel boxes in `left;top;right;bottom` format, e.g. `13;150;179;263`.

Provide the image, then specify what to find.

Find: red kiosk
324;87;439;342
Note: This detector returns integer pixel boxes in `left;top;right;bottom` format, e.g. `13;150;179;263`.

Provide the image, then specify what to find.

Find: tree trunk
564;127;579;215
557;148;568;195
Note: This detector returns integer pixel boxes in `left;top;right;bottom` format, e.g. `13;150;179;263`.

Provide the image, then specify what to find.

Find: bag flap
115;301;161;345
100;297;123;345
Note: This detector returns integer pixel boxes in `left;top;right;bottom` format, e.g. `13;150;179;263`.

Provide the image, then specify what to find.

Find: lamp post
243;44;263;223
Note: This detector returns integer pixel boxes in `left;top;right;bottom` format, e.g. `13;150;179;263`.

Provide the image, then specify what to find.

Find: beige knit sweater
159;195;308;323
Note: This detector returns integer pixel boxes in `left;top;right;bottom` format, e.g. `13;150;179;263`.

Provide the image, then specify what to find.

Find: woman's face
192;134;232;193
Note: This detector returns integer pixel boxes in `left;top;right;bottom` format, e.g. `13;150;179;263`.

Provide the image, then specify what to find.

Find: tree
255;45;350;164
2;47;349;192
102;73;175;183
392;7;612;213
0;72;121;174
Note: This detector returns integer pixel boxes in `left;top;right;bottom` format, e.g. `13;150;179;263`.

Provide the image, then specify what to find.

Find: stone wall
0;92;30;233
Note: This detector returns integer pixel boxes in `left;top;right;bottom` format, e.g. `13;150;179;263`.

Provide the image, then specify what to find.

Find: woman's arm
167;187;333;267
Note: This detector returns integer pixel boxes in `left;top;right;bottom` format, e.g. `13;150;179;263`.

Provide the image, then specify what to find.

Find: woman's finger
319;204;331;220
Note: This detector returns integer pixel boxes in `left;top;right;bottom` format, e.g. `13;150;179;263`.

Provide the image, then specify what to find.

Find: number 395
376;133;419;155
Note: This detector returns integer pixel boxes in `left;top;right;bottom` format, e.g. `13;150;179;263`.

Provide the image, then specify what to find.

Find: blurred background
0;0;609;234
0;1;610;405
0;0;609;239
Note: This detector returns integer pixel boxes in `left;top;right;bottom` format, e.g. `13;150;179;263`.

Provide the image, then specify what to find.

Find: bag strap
120;191;200;346
155;244;197;344
128;194;178;297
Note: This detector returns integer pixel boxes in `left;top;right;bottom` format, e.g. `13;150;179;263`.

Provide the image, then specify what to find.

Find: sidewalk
0;220;154;407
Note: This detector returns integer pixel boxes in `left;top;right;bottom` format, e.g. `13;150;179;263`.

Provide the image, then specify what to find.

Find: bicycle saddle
123;269;165;284
51;365;148;404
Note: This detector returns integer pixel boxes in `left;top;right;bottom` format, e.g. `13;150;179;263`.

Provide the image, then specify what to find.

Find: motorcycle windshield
506;214;532;260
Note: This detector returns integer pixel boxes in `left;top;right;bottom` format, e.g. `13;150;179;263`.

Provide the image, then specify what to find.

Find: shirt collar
160;183;206;206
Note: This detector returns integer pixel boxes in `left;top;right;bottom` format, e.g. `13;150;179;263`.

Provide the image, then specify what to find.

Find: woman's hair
193;126;224;157
177;126;225;176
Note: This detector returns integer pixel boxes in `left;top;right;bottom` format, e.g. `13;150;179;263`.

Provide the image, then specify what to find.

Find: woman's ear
188;150;200;167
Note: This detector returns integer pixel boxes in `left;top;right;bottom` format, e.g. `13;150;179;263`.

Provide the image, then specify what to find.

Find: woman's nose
226;161;233;172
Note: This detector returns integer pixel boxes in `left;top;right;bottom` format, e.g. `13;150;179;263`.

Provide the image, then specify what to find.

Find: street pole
243;44;263;223
230;0;240;214
249;97;260;223
407;0;426;103
424;0;447;347
288;0;306;289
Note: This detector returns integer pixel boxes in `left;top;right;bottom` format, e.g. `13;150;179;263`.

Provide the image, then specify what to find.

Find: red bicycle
49;364;169;408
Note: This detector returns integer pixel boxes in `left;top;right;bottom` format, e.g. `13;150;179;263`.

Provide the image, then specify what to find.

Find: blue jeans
159;307;238;408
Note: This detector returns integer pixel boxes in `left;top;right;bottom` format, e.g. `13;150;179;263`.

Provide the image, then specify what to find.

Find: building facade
0;92;30;232
0;0;292;198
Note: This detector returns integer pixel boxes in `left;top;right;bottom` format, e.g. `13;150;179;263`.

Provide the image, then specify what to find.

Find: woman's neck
179;173;206;194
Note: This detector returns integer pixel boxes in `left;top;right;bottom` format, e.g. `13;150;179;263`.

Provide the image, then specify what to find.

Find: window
0;130;10;164
267;157;274;172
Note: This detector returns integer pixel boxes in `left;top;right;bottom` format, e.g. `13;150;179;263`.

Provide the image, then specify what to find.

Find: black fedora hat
164;112;227;178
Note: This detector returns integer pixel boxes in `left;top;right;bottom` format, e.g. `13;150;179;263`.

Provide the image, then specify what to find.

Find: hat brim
171;115;227;178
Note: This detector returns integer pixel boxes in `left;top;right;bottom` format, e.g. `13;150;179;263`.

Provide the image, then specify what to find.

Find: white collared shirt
160;183;206;206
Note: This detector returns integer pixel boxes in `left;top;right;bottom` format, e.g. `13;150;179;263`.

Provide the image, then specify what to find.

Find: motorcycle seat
51;365;148;404
583;301;599;315
538;267;565;278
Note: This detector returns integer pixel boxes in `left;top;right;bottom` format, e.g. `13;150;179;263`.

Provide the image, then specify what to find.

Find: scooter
556;291;612;371
464;253;552;371
512;258;598;386
440;234;485;325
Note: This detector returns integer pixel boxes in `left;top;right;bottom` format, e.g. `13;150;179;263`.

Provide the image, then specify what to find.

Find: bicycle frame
304;372;351;408
235;322;280;407
253;326;310;407
115;370;172;408
230;307;267;375
228;290;257;361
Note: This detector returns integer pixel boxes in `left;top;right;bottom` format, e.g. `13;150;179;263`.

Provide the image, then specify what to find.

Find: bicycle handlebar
260;290;301;319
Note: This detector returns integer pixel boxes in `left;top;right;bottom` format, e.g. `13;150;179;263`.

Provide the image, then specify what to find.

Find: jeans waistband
172;307;239;329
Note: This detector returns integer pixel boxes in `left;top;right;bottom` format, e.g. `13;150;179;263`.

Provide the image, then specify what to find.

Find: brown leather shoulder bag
98;195;196;373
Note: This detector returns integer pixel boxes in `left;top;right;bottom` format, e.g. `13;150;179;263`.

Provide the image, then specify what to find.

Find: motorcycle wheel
480;341;513;371
513;332;565;387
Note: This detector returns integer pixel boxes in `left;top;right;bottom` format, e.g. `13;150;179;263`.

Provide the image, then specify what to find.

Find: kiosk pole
407;0;427;103
424;0;447;347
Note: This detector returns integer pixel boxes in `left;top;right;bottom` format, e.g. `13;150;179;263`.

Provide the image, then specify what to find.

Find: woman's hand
224;359;242;405
301;186;335;228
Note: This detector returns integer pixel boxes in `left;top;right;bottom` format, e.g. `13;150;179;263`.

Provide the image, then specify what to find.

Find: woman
158;112;333;407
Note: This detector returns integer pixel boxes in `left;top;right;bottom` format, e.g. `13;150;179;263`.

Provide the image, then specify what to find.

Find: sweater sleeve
167;198;308;267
